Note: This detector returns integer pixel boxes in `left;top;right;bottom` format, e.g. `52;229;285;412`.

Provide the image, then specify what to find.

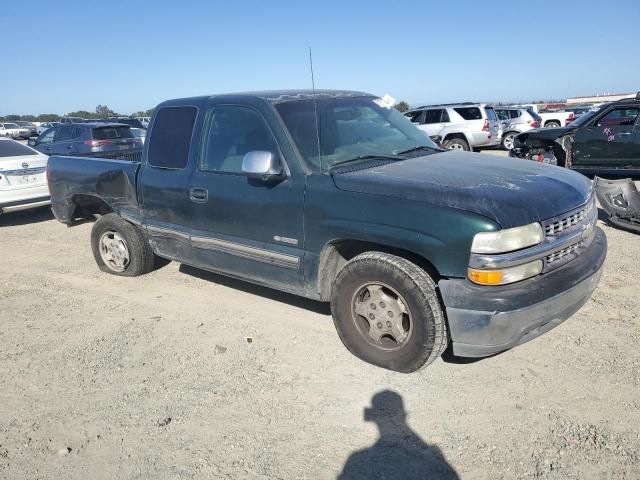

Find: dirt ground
1;162;639;479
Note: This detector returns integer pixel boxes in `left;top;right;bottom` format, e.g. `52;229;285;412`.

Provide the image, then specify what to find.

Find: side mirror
241;151;284;180
28;138;37;146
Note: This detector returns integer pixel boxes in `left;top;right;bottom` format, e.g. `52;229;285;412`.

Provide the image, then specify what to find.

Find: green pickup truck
47;90;607;372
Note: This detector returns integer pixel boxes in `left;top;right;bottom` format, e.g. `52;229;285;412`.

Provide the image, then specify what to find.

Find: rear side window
92;126;134;140
484;107;497;121
454;107;482;120
72;127;84;139
148;106;197;169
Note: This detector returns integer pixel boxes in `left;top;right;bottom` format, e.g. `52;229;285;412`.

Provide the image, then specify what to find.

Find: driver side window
38;128;57;144
200;106;279;174
595;108;640;127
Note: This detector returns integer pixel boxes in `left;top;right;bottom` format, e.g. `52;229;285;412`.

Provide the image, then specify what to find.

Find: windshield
275;97;439;169
570;110;597;127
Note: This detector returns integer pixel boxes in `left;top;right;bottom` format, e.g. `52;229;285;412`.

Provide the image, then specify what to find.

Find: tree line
0;105;155;122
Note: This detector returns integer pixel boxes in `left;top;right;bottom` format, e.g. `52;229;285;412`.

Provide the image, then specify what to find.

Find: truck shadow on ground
338;390;460;480
0;206;53;227
178;264;331;315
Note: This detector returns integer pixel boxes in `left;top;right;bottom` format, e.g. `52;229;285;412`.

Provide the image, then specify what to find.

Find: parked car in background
494;107;542;150
0;122;31;139
29;123;142;160
36;122;59;135
136;116;151;128
99;117;146;129
47;89;606;372
510;94;640;176
130;127;146;144
406;103;500;151
0;138;50;214
58;116;86;124
13;121;38;137
538;110;576;128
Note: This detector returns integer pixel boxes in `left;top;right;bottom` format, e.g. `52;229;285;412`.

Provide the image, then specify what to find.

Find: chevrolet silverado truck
47;90;607;372
510;93;640;177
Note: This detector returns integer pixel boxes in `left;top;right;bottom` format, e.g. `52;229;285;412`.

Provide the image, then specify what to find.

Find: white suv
406;103;500;151
494;107;542;150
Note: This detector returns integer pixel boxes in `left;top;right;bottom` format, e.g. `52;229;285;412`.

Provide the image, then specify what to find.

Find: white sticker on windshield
373;94;396;109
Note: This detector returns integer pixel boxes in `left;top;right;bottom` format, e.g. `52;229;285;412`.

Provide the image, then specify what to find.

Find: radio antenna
309;47;323;171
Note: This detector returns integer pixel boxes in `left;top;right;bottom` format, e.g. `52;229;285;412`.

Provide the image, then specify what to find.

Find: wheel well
317;239;440;301
544;119;560;126
443;133;468;144
70;194;114;221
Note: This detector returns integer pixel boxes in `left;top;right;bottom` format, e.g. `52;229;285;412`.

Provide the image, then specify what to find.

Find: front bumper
439;227;607;357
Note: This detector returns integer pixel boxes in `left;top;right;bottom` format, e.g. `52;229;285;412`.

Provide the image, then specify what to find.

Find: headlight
468;260;543;286
471;222;544;254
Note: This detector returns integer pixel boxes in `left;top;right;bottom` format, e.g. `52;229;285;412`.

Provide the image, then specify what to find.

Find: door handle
189;187;208;203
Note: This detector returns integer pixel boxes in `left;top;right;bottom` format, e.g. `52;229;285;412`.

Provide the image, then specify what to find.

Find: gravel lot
1;151;639;479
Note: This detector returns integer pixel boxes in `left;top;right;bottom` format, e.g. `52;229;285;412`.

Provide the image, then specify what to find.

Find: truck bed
48;155;142;224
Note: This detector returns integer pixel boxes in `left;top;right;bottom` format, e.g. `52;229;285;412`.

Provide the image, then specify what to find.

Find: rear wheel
330;252;448;372
545;121;561;128
91;213;155;277
502;131;518;150
443;137;470;152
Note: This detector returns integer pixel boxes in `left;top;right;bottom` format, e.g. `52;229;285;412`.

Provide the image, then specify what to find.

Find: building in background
566;92;636;105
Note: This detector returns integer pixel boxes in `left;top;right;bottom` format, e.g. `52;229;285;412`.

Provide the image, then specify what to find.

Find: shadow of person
338;390;459;480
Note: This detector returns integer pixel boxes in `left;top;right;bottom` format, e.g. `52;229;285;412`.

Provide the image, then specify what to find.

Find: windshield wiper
394;145;441;155
329;154;404;169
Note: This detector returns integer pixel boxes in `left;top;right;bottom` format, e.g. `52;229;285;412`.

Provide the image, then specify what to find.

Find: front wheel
91;213;155;276
330;252;448;372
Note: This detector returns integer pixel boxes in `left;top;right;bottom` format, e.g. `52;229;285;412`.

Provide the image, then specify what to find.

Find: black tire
545;121;561;128
330;252;448;373
443;137;469;151
90;213;155;277
501;131;517;150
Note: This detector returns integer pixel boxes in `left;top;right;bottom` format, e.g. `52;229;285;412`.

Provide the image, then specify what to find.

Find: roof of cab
158;89;374;107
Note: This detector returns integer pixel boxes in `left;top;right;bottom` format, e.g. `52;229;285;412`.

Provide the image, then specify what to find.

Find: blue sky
2;0;639;115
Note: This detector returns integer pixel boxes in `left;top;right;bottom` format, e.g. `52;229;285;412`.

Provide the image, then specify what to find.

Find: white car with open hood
0;138;50;214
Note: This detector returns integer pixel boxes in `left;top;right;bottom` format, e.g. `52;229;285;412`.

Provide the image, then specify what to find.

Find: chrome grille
544;200;594;236
541;196;597;272
546;240;584;264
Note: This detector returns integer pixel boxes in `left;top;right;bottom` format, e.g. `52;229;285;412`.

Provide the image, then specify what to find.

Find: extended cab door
185;100;306;291
139;105;200;261
572;106;640;168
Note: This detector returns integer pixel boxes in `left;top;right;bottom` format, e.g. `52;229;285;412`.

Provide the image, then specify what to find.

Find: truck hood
517;126;576;142
331;151;592;228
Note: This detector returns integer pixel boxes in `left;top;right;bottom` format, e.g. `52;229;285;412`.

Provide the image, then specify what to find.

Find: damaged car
509;93;640;177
